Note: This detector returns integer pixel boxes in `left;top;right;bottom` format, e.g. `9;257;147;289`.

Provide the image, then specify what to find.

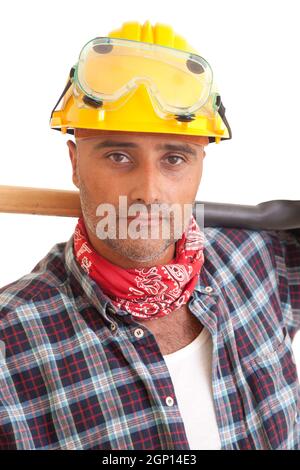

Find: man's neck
136;303;204;355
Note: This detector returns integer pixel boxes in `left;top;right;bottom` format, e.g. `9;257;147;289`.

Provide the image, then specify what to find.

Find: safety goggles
72;37;216;118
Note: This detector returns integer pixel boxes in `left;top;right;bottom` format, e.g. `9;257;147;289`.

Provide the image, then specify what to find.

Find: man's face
67;129;208;266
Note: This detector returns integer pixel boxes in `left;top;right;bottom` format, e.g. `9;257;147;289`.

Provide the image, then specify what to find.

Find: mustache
117;209;176;219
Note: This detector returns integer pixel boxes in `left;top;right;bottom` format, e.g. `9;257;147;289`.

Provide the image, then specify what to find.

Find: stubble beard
78;179;182;264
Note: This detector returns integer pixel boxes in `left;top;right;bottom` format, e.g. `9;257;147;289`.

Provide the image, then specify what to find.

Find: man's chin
102;238;175;263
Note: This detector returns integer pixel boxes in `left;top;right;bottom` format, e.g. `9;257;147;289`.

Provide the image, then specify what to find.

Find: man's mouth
124;215;163;225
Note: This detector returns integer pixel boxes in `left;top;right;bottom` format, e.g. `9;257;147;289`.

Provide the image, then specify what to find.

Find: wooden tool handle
0;185;81;217
1;185;299;231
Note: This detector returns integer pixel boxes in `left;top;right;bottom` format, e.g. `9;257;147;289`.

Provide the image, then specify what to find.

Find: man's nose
129;167;164;206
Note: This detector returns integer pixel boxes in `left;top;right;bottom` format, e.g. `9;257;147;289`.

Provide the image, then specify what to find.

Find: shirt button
165;396;174;407
205;286;213;294
107;305;115;314
110;322;117;332
134;328;144;339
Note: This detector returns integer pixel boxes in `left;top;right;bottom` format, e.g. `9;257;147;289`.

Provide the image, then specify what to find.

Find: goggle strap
209;96;232;144
52;127;74;135
218;99;232;141
49;66;75;124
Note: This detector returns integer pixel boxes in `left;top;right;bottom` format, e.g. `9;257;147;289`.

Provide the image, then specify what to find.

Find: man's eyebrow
155;143;198;156
92;140;199;156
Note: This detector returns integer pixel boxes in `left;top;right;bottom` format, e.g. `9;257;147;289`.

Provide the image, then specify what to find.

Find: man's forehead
74;128;209;147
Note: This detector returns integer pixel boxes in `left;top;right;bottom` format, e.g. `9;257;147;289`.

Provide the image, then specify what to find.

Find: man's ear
67;140;80;189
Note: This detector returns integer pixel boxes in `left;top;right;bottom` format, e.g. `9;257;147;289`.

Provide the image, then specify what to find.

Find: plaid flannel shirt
0;226;300;450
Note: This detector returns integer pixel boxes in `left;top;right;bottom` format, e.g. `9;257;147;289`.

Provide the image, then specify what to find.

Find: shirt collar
64;233;118;322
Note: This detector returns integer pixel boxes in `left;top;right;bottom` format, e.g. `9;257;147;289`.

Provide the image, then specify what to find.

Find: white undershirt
163;326;221;450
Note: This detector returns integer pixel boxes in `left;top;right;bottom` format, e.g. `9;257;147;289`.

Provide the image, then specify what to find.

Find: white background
0;0;299;369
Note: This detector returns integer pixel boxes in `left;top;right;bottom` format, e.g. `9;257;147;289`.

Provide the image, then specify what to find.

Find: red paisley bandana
73;215;205;320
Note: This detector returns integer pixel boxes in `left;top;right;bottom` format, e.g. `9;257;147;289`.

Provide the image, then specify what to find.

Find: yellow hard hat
50;20;232;144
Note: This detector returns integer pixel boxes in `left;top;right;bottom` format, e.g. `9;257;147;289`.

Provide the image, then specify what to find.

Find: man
68;126;208;353
0;20;299;450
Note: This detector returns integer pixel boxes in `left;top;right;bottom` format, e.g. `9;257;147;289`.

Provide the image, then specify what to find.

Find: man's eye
107;153;130;163
106;153;185;165
165;155;185;165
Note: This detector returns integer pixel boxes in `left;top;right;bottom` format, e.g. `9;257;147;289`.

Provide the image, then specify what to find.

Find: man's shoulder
203;225;299;257
203;225;279;251
201;226;291;283
0;241;69;322
201;226;300;294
